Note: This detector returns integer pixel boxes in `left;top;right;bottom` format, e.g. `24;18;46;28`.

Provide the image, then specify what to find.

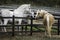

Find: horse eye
34;13;36;15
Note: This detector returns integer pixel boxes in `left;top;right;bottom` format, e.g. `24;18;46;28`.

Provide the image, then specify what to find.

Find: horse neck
43;13;49;18
14;6;26;13
41;13;46;18
16;5;26;11
13;7;26;17
14;8;24;13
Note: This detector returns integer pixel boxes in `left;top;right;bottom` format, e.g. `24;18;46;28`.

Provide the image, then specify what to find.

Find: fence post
25;25;27;34
12;15;15;36
21;25;23;35
30;16;33;35
58;19;60;35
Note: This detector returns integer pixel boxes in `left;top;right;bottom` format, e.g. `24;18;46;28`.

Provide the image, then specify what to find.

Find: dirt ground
0;20;59;40
0;32;60;40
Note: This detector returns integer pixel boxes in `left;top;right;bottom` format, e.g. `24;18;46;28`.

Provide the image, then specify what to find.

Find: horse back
43;14;55;26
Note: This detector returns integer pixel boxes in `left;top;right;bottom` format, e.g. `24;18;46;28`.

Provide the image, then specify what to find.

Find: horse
34;9;55;37
0;4;33;32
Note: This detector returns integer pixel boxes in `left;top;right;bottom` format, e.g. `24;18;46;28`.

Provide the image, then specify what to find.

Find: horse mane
40;10;48;14
14;4;30;13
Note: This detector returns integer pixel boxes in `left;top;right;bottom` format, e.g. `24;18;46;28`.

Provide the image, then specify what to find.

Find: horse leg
17;19;22;35
3;19;8;32
45;26;47;36
45;26;49;37
0;21;4;32
46;26;52;37
18;19;22;31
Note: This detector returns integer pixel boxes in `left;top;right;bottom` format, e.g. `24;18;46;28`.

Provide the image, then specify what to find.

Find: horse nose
34;15;35;18
34;13;36;15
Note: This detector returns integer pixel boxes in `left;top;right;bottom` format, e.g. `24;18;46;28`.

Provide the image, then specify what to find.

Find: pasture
0;28;60;40
0;5;60;40
0;17;60;40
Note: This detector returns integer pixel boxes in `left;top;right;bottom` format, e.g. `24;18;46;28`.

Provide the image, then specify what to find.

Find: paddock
0;15;60;40
0;12;60;40
0;11;60;36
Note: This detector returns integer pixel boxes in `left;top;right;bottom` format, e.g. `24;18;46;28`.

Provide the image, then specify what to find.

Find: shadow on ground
0;33;60;40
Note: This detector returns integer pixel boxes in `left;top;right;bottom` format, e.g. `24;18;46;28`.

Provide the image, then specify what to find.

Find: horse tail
47;15;49;28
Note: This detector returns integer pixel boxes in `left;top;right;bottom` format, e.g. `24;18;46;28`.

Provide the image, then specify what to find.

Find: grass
24;26;57;32
0;34;60;40
0;26;60;40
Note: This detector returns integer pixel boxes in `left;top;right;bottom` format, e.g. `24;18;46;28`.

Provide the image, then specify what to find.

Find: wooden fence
0;13;60;36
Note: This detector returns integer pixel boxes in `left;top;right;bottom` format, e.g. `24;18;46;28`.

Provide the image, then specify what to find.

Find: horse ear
28;4;31;6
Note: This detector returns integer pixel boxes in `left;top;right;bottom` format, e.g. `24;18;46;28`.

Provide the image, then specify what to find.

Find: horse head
13;4;31;17
34;9;48;18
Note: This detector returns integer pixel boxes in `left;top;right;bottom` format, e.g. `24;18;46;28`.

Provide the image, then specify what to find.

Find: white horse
0;4;33;32
34;9;55;37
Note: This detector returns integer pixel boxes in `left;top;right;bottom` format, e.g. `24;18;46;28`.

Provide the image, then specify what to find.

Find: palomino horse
0;4;33;32
34;9;55;37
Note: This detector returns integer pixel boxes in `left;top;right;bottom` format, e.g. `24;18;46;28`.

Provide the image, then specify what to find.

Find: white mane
14;4;30;11
13;4;31;17
40;10;48;13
